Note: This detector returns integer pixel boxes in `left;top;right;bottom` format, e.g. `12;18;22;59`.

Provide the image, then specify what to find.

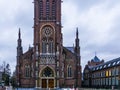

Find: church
16;0;81;88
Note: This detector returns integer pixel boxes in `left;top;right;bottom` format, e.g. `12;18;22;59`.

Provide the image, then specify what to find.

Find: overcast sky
0;0;120;72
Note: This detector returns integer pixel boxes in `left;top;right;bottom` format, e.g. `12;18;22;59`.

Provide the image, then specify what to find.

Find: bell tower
33;0;62;88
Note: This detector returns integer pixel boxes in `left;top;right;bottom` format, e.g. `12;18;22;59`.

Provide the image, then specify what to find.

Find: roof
92;57;120;71
24;47;33;55
65;47;74;53
92;55;100;62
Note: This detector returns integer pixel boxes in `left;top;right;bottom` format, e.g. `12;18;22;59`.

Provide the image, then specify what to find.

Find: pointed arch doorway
39;66;55;88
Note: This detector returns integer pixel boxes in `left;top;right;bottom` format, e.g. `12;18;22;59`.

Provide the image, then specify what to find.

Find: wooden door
42;79;47;88
48;79;54;88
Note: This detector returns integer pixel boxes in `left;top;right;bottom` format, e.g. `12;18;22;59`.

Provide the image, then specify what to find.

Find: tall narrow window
48;40;54;53
69;67;72;77
46;0;50;19
39;0;43;19
25;65;30;77
42;39;47;53
67;66;72;77
52;0;56;19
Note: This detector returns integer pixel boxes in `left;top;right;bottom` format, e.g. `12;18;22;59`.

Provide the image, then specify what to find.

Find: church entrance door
41;79;54;88
42;79;47;88
48;79;54;88
40;67;55;88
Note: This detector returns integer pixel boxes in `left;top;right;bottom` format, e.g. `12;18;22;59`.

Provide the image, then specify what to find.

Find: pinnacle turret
17;28;23;57
75;27;80;52
76;27;79;39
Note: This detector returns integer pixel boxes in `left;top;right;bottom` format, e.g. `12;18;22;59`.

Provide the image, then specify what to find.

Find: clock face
43;26;52;36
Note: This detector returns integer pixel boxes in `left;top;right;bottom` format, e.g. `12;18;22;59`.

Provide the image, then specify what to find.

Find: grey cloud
13;9;34;29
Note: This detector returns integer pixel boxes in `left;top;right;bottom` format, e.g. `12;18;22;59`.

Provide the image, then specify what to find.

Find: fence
4;87;119;90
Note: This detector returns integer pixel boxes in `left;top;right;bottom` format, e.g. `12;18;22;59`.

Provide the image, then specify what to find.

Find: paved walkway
1;87;118;90
0;86;13;90
0;86;5;90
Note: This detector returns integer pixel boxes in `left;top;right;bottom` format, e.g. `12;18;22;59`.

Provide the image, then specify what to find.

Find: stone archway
39;66;55;88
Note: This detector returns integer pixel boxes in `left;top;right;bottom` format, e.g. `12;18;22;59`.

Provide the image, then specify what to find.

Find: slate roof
92;55;100;62
65;47;74;53
92;57;120;71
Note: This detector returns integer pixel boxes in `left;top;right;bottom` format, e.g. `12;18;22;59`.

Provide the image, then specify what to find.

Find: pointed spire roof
18;28;21;39
74;27;80;55
17;28;23;56
76;27;79;39
92;55;100;62
17;28;22;47
75;27;80;47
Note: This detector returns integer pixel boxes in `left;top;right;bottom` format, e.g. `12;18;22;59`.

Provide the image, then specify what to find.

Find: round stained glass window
43;26;52;36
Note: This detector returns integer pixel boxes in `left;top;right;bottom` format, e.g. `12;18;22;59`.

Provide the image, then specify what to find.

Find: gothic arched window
48;39;54;53
42;39;54;53
41;26;54;53
25;65;31;77
67;65;72;77
42;38;47;53
39;0;43;19
41;67;54;77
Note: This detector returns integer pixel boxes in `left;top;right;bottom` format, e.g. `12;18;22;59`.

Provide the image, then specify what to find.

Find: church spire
75;27;80;54
17;28;23;57
75;27;81;87
19;28;21;39
76;27;79;39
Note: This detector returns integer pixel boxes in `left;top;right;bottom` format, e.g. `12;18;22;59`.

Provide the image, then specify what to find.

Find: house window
109;77;111;86
112;77;115;85
106;78;108;85
116;77;119;85
106;71;109;77
112;69;115;76
102;78;104;85
109;70;111;76
100;79;102;85
116;68;119;75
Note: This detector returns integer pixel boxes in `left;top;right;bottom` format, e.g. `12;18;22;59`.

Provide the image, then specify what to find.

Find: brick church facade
16;0;81;88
